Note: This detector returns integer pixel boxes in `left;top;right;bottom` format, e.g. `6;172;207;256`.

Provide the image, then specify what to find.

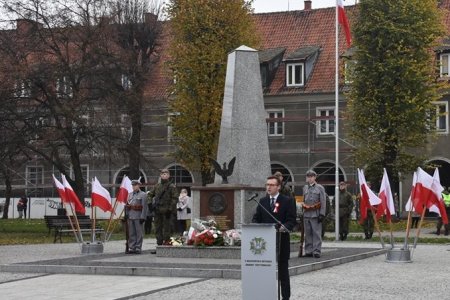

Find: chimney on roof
304;0;312;11
16;19;42;35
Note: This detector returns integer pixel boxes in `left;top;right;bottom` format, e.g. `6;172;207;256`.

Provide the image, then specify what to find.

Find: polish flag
52;174;67;203
412;167;433;215
358;168;381;222
338;0;352;47
116;176;132;203
405;171;417;212
91;177;113;212
61;174;86;214
377;168;395;222
429;169;448;224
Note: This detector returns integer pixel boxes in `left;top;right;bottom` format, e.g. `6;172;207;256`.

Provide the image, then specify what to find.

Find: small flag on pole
337;0;352;47
91;177;113;212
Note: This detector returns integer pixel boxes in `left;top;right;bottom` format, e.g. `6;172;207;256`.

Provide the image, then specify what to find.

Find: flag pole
334;0;340;242
413;205;427;249
105;198;119;236
403;209;412;250
105;207;125;242
371;207;384;248
388;219;394;248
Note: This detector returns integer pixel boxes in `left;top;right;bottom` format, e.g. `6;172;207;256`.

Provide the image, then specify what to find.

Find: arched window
115;167;146;186
425;159;450;188
168;165;193;185
270;163;293;182
312;162;344;196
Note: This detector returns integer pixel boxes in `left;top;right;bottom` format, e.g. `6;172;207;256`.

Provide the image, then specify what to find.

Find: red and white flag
411;167;433;215
116;175;132;203
429;168;448;224
91;177;113;212
358;168;381;222
61;174;86;214
52;174;67;203
377;168;395;222
337;0;352;47
405;171;417;212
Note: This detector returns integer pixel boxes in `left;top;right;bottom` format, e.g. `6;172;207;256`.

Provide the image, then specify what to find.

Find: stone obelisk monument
192;46;271;229
214;45;271;186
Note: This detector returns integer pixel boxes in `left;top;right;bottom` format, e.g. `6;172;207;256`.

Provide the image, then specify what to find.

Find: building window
14;80;32;98
286;63;304;87
70;164;89;184
316;107;335;135
434;101;449;133
26;166;44;186
121;74;132;90
168;164;193;185
56;76;73;98
440;53;450;77
267;110;284;137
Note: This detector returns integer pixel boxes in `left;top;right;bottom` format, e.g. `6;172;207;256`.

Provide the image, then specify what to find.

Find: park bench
44;215;104;243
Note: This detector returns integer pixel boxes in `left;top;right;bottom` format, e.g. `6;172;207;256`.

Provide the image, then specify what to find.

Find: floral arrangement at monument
186;218;224;246
223;229;241;246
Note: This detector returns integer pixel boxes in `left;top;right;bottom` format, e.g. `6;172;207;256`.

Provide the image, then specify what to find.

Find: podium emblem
250;237;266;255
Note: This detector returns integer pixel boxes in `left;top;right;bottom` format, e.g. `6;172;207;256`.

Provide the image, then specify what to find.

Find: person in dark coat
252;175;297;300
336;181;354;241
147;169;178;247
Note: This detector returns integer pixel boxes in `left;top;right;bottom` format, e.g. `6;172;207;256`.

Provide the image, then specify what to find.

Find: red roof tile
147;1;450;99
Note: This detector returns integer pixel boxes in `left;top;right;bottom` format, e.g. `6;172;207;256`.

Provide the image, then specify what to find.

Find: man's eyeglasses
265;183;279;187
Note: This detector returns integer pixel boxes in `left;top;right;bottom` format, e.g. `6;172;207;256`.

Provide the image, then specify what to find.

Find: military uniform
337;188;354;240
303;182;326;257
125;189;148;253
147;179;178;245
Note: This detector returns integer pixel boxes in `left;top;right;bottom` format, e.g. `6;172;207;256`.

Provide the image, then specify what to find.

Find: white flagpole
334;0;340;241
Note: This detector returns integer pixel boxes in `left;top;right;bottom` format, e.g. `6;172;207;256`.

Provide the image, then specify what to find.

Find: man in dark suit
252;175;297;300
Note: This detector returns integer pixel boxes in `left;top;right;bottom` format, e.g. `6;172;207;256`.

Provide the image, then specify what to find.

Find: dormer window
440;53;450;77
284;45;320;88
286;63;304;87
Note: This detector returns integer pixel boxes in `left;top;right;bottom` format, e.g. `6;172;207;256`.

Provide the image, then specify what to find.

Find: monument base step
156;242;301;259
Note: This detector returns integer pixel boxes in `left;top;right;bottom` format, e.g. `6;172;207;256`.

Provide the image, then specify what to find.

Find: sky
251;0;355;13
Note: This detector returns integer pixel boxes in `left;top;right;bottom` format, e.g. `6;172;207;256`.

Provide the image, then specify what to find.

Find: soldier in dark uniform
302;170;326;258
147;169;178;250
274;171;295;200
336;181;354;241
125;180;148;254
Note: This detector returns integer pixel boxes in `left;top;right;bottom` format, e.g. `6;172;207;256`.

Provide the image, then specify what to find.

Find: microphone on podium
247;193;259;202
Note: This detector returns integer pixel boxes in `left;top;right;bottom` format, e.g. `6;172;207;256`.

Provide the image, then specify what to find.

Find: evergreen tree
346;0;445;184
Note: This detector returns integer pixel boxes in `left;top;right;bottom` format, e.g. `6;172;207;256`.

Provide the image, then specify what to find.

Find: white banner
241;224;277;300
0;197;125;219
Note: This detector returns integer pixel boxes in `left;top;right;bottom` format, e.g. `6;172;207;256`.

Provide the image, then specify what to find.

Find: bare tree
0;0;127;205
107;0;163;179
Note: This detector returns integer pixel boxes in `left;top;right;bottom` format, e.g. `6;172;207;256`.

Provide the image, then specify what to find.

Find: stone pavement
0;229;449;299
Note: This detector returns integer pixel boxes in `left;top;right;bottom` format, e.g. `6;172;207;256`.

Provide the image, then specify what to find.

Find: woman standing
177;189;191;235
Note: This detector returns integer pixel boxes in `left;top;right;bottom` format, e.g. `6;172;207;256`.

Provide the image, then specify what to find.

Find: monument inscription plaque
200;190;234;230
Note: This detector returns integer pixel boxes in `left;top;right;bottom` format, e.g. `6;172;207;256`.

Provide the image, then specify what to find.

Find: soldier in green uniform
147;169;178;250
336;181;354;241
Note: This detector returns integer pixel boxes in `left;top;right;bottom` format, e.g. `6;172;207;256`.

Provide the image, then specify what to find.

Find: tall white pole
334;1;340;241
